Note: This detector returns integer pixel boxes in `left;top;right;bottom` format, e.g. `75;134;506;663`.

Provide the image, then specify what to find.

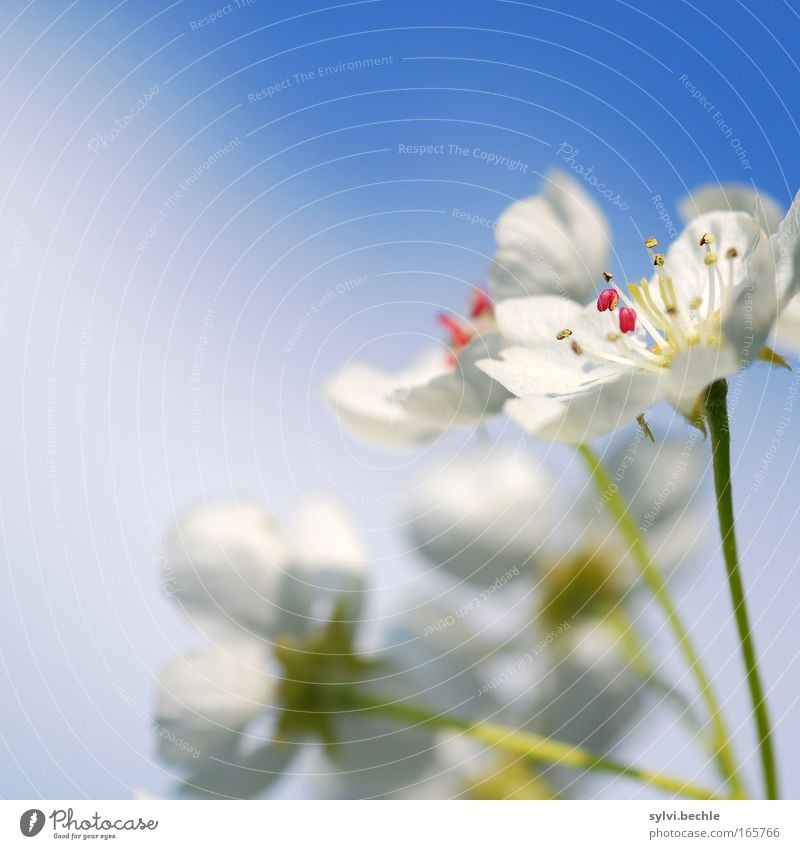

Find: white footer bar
2;800;797;847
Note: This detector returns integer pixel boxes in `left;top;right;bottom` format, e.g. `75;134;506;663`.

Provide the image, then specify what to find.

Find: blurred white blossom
156;498;486;799
325;290;509;446
490;169;611;305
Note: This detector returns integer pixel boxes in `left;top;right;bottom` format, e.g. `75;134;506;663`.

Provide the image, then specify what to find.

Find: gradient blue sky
1;0;799;799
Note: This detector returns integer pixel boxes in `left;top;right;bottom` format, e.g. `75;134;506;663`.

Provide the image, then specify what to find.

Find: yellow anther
703;252;718;266
699;232;715;246
653;253;666;267
725;247;739;259
644;236;659;249
556;328;572;340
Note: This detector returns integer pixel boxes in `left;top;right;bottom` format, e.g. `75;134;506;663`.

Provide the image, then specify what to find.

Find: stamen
699;233;715;246
571;340;583;355
556;328;573;340
616;328;665;370
469;288;493;319
644;236;659;249
437;313;472;349
596;288;619;312
703;252;718;266
653;253;666;267
725;247;739;307
618;282;668;347
602;271;614;282
619;307;637;333
630;283;665;331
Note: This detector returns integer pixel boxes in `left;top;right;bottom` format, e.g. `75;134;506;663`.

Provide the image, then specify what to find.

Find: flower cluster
152;174;795;800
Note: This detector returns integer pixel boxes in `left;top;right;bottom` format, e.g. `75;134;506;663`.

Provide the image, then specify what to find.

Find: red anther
596;288;620;312
619;307;637;333
437;312;472;349
469;288;493;319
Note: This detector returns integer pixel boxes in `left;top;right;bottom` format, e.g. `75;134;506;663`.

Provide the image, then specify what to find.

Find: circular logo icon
19;809;46;837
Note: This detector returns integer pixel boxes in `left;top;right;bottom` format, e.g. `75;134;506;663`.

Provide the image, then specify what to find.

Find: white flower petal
477;346;599;398
658;211;759;309
538;622;643;754
772;189;800;305
772;296;800;352
155;641;274;767
490;170;610;304
290;498;366;576
165;503;294;638
322;710;435;799
679;183;785;234
505;370;667;444
177;740;294;800
478;304;626;401
665;344;741;413
324;357;448;447
722;221;777;359
398;333;511;427
405;448;565;583
494;295;584;346
281;498;367;635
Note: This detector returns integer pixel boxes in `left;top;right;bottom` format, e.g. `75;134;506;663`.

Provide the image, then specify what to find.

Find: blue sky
1;0;800;799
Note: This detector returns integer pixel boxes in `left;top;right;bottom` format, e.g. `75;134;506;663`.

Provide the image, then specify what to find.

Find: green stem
350;693;723;800
705;379;779;800
578;444;746;799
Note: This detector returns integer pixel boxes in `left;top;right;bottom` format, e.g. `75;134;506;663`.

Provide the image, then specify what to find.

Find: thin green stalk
350;693;723;800
705;379;778;800
578;444;746;799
